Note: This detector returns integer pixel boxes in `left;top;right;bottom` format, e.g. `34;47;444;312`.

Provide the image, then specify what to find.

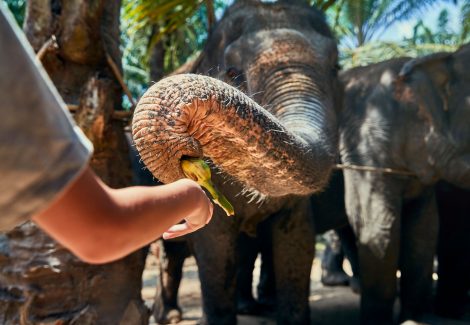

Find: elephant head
132;0;339;198
395;43;470;188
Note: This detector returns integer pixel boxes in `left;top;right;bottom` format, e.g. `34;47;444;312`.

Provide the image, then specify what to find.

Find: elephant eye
226;67;242;80
225;67;246;90
332;63;341;76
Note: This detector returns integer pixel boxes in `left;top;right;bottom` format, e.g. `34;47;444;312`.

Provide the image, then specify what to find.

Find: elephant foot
435;305;466;320
349;276;361;294
257;294;276;317
237;299;276;318
153;305;182;324
435;289;469;319
237;297;260;315
321;270;350;287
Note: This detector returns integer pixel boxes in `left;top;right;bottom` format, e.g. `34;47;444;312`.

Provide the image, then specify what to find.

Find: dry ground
141;243;470;325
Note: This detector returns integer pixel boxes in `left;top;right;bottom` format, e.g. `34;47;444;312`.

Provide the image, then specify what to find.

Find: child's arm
33;167;213;264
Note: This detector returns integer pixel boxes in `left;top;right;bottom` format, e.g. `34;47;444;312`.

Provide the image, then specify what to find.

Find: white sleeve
0;4;93;231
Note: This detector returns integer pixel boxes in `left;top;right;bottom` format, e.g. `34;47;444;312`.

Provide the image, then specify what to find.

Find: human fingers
162;222;193;240
206;202;214;224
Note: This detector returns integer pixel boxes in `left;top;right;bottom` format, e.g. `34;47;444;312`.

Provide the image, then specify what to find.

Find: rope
334;163;415;177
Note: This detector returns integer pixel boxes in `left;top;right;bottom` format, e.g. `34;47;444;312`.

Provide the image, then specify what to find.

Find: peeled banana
181;158;235;216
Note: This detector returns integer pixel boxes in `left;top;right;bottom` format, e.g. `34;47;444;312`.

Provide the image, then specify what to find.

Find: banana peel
181;158;235;216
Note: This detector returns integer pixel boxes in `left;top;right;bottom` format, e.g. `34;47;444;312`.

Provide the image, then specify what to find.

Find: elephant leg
190;212;238;325
271;198;315;325
435;183;470;319
336;224;360;293
236;232;260;314
153;239;190;324
321;230;349;286
344;172;404;325
257;222;276;311
357;238;400;325
399;189;438;322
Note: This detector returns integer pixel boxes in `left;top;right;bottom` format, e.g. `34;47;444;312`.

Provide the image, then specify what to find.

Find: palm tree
2;0;25;26
334;0;466;68
121;0;227;105
331;0;448;48
407;1;470;46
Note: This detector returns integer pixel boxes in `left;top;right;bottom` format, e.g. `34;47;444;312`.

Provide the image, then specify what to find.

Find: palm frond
123;0;206;43
333;0;448;46
340;41;458;69
461;0;470;42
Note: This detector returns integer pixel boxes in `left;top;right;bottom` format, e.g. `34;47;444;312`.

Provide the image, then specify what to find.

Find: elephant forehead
226;2;332;39
249;29;331;59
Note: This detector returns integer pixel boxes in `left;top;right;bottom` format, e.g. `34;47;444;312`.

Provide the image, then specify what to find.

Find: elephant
131;1;341;324
235;169;360;316
320;226;359;291
339;43;470;324
236;226;276;316
150;172;355;323
311;170;359;291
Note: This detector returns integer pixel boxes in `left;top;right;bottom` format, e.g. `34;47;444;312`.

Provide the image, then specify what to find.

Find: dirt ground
141;243;470;325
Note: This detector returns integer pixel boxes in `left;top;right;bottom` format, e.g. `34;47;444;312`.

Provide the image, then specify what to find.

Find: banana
181;158;235;216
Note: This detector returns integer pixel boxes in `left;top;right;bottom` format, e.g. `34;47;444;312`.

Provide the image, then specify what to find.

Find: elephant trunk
132;73;335;197
258;64;337;183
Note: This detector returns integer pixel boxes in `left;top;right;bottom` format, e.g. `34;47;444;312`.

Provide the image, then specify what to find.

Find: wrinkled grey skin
151;173;352;324
340;43;470;324
133;1;340;324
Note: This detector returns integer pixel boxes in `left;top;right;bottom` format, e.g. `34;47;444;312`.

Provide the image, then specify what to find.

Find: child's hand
162;180;214;239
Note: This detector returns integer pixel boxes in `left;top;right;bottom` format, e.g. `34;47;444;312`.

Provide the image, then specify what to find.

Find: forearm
109;178;207;256
33;167;206;264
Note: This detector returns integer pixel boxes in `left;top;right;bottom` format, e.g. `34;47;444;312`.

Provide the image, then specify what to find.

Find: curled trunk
132;73;335;197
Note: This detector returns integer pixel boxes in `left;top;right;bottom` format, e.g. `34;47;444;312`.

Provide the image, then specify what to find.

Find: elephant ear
399;52;453;92
394;52;454;130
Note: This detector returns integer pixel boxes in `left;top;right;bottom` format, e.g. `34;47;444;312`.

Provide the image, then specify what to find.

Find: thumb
163;222;193;240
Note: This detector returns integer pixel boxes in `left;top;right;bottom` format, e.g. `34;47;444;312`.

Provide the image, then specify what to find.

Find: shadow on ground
142;251;470;325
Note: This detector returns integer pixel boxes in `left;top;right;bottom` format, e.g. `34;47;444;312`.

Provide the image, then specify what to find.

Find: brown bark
204;0;215;33
0;0;148;324
149;25;166;83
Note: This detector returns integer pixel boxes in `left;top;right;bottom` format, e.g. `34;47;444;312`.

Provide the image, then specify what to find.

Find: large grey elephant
132;1;340;324
340;43;470;324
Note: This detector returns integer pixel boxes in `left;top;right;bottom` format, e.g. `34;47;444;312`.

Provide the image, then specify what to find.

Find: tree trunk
149;26;166;83
0;1;148;324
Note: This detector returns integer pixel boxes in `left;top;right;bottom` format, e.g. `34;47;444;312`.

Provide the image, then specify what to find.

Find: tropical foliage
4;0;468;100
2;0;25;26
121;0;229;106
406;2;470;46
330;0;449;47
335;0;468;68
339;41;458;69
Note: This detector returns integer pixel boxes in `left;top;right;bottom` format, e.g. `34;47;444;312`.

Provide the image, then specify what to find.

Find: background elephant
311;170;359;291
132;1;341;324
319;226;359;291
339;44;470;324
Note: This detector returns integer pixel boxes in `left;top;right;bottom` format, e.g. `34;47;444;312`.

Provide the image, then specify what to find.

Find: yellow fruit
181;158;235;216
